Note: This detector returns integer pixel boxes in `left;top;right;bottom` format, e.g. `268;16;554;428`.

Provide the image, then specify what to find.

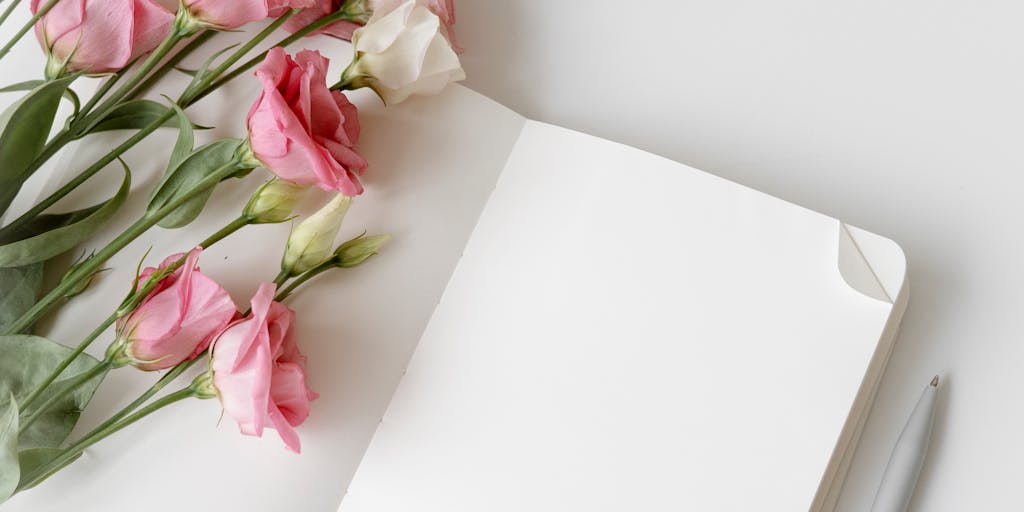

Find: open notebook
2;79;906;511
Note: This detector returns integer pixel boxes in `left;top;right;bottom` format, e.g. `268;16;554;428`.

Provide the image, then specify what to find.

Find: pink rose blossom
115;248;236;371
210;282;318;453
184;0;317;30
285;0;461;53
32;0;175;76
247;47;367;195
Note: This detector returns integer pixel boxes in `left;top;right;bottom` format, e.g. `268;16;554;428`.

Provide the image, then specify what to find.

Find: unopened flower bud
243;179;305;224
282;194;352;276
333;233;391;268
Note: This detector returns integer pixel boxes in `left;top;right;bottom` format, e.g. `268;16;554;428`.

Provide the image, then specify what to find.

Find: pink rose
209;283;318;453
32;0;175;76
185;0;317;30
114;248;236;371
247;47;367;195
285;0;461;53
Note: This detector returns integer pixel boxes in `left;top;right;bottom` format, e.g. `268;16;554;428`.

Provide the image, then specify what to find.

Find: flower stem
17;313;117;411
0;0;60;63
76;68;130;119
181;10;296;103
1;157;247;335
125;29;215;101
71;31;185;136
0;114;172;241
18;387;197;492
275;261;334;301
193;9;357;105
83;358;199;439
18;359;111;433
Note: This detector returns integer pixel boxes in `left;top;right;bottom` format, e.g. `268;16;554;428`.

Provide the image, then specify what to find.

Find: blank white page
341;121;899;511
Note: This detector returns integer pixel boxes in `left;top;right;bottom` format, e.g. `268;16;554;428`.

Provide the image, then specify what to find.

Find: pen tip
930;375;939;387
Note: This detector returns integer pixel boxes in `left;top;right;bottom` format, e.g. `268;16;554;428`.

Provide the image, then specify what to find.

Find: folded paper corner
836;222;908;304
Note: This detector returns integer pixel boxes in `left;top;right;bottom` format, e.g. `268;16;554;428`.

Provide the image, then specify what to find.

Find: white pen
870;375;940;512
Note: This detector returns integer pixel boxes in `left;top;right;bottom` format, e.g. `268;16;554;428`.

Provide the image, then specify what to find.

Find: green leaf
165;102;196;194
0;81;44;93
88;99;179;133
0;76;77;216
0;264;43;333
0;163;131;268
0;393;18;502
16;448;80;491
148;139;242;229
0;335;106;450
0;81;80;116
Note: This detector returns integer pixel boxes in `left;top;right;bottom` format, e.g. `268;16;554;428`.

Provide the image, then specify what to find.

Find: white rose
340;0;465;105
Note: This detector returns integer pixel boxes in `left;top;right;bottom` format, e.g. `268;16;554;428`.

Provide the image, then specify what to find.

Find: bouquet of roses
0;0;463;502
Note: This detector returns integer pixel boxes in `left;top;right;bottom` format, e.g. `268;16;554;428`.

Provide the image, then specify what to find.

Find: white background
456;1;1024;510
1;2;1020;510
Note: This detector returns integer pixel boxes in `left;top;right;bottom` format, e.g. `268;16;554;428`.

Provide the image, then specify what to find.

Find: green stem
18;360;111;433
182;11;296;103
126;30;214;101
0;113;172;241
201;215;252;248
72;31;185;136
193;9;356;105
77;68;130;119
275;261;334;302
18;387;196;491
17;313;117;411
0;0;59;62
0;0;22;29
1;157;247;335
85;358;199;438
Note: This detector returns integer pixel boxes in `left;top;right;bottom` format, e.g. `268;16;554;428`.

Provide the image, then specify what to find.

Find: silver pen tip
930;375;939;387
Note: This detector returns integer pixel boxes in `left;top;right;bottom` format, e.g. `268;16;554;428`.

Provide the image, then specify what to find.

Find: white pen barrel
870;382;938;512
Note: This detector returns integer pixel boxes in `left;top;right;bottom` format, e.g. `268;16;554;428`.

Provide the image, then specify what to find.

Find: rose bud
243;179;307;224
110;248;236;371
183;0;318;30
204;282;318;453
332;233;391;268
33;0;175;78
247;47;367;195
281;194;352;276
337;0;465;105
285;0;460;53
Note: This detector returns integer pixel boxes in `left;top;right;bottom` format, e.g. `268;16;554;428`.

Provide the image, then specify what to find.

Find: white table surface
457;2;1024;511
1;2;1019;511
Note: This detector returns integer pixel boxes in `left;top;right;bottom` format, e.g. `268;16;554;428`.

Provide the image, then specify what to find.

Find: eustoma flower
183;0;318;30
247;47;367;195
281;193;352;276
32;0;175;77
204;283;318;453
110;248;236;371
286;0;461;52
337;0;465;104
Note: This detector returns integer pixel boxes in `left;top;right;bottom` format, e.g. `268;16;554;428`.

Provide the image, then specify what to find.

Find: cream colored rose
341;0;465;105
